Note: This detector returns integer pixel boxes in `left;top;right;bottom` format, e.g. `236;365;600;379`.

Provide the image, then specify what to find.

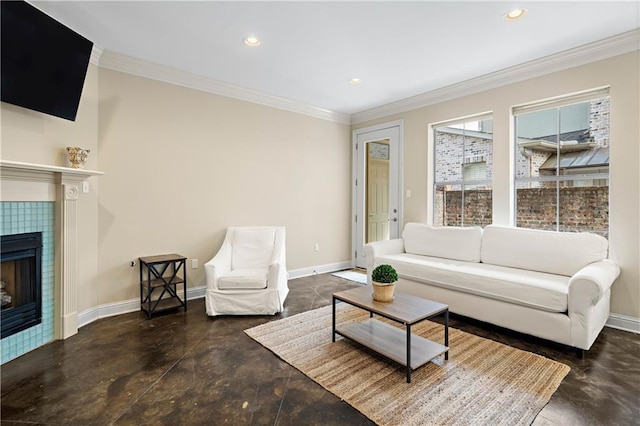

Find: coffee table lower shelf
336;318;448;370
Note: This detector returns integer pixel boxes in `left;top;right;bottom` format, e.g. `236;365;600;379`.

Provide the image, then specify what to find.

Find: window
463;161;487;184
513;89;610;237
433;115;493;227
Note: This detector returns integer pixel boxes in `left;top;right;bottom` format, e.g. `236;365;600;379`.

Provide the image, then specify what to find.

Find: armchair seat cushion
218;268;268;290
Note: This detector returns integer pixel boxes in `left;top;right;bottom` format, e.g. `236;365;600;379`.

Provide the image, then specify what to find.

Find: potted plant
371;264;398;302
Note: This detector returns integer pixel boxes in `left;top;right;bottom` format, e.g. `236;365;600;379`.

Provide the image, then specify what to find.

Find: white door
367;157;390;243
353;121;403;269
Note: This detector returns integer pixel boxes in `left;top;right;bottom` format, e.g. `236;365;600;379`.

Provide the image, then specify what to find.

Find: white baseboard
605;313;640;334
79;278;640;338
77;286;206;328
78;262;352;328
288;261;354;280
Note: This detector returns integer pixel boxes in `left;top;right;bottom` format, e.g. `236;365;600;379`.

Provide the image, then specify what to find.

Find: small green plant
371;264;398;284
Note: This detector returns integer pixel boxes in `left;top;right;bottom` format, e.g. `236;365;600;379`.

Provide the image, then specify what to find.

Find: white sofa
364;223;620;355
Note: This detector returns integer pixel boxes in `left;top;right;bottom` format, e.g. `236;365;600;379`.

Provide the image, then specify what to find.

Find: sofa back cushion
402;223;482;262
480;225;608;276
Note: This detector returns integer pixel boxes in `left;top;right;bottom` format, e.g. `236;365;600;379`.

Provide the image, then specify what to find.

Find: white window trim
512;88;610;233
513;86;610;115
432;114;494;226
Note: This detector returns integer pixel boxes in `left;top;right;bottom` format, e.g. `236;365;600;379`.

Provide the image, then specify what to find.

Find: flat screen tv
1;1;93;121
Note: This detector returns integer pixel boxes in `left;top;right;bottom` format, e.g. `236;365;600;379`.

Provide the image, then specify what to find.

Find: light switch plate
82;181;90;193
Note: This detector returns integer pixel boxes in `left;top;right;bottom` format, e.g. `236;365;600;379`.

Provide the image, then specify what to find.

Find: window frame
432;113;493;227
512;88;610;234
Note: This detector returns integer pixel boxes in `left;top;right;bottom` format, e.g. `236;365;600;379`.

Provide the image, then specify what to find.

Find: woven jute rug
245;303;570;426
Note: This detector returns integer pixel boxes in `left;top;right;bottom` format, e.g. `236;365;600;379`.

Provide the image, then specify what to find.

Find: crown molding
351;29;640;125
93;29;638;126
89;44;103;66
98;50;351;125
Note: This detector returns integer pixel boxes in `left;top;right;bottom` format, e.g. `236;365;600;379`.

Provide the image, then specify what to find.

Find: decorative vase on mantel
66;147;90;169
371;264;398;302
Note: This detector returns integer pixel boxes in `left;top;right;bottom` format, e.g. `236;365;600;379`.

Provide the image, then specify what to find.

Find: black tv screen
1;1;93;121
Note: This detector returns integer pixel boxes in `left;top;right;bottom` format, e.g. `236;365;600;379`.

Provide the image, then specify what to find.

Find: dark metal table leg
182;259;187;311
406;324;412;383
332;296;336;342
444;309;449;361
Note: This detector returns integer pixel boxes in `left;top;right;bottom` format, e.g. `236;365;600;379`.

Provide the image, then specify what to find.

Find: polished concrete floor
1;273;639;425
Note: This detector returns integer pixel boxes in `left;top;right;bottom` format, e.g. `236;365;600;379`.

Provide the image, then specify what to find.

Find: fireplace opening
1;232;42;339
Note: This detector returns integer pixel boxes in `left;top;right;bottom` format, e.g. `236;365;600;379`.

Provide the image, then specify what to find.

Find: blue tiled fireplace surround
1;202;55;364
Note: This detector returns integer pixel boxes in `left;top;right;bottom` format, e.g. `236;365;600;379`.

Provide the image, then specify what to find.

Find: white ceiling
32;1;640;116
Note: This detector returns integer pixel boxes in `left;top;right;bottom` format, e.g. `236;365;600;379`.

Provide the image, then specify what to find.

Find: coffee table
332;286;448;383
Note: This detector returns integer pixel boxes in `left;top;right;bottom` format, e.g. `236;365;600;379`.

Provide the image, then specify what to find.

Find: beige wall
1;64;352;310
1;64;100;313
354;52;640;319
2;51;638;322
97;69;352;304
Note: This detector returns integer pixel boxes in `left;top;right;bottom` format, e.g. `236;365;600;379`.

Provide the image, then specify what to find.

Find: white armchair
205;226;288;316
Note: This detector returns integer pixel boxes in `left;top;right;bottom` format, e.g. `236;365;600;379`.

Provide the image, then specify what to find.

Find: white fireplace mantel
1;160;103;202
1;159;103;183
1;160;104;340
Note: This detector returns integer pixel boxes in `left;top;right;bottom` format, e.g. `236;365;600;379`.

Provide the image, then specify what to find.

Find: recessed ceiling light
243;36;261;47
349;77;361;85
504;8;527;21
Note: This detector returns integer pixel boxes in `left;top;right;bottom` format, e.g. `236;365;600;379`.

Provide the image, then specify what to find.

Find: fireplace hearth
1;232;42;339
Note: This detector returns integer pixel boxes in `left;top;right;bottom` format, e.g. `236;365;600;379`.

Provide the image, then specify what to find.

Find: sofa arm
363;238;405;268
568;259;620;312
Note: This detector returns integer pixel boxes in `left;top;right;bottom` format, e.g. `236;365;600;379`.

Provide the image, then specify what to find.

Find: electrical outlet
191;259;198;269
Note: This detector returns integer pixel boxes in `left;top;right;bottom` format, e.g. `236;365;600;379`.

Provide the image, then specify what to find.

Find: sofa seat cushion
376;253;569;313
218;268;268;290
